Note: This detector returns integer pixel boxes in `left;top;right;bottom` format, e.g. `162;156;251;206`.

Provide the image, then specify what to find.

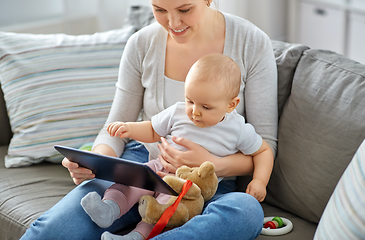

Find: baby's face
184;79;231;128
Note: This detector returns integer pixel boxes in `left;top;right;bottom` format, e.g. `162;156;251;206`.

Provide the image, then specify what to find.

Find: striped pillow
314;139;365;239
0;27;135;168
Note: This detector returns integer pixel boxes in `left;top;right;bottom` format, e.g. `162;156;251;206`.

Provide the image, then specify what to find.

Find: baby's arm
246;139;274;202
107;121;161;143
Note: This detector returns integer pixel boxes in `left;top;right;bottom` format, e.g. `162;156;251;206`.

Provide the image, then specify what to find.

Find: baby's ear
227;97;240;113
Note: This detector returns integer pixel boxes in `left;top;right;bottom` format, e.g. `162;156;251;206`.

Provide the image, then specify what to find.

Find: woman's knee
205;192;263;230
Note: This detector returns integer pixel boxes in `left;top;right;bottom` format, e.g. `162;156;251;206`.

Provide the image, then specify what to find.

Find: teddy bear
138;161;218;228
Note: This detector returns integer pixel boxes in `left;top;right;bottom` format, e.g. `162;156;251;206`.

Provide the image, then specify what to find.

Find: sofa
1;7;365;240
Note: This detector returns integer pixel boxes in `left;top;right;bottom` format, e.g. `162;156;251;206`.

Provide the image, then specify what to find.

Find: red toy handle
146;180;193;240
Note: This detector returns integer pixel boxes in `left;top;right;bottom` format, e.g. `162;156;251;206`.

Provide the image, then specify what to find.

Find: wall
247;0;287;40
97;0;150;31
0;0;287;41
0;0;99;34
215;0;287;40
288;0;365;64
0;0;64;26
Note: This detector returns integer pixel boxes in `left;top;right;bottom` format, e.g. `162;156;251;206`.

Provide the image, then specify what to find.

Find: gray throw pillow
236;41;309;192
266;49;365;223
271;40;309;119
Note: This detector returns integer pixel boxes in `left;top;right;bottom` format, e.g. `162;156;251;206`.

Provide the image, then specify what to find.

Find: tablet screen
55;145;178;196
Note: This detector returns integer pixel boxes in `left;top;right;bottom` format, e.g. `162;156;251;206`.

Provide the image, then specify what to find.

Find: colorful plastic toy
261;216;293;236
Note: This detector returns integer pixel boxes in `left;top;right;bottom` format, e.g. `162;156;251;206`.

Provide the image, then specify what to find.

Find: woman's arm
243;32;278;156
158;136;254;178
212;152;254;177
63;33;146;185
92;33;145;158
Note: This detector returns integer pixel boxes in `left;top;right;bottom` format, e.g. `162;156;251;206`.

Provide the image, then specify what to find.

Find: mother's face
151;0;210;44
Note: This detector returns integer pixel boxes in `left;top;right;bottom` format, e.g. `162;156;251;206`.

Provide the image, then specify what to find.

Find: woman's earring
207;1;211;7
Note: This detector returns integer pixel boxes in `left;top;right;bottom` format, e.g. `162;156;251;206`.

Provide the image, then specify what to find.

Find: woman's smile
169;26;189;35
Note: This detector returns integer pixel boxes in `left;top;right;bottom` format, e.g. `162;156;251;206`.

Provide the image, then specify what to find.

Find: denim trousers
20;141;264;240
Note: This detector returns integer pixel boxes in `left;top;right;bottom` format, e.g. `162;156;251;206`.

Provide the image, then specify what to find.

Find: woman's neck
186;9;225;49
164;10;225;82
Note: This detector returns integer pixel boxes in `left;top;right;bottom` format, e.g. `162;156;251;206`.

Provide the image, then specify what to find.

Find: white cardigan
93;12;278;160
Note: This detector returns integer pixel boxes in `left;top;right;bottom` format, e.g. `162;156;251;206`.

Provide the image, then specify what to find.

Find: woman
20;0;277;239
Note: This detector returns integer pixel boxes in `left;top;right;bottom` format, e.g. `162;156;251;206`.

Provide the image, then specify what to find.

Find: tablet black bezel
54;145;178;196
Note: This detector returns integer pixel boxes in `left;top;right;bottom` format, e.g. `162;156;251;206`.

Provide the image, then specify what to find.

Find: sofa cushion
266;49;365;223
314;139;365;239
257;203;317;240
0;5;156;168
236;41;309;192
0;145;75;240
0;28;134;168
271;40;309;118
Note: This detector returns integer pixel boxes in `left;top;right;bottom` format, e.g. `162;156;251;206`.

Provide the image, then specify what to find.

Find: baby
81;53;274;240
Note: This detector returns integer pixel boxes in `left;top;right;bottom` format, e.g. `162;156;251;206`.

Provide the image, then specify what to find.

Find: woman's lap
20;179;141;240
153;192;264;240
20;141;149;240
152;180;264;240
20;141;263;240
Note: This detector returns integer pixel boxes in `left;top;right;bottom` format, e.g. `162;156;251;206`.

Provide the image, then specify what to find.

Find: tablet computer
54;145;178;196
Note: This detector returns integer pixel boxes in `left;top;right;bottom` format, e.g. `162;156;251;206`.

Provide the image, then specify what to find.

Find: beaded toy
261;216;293;236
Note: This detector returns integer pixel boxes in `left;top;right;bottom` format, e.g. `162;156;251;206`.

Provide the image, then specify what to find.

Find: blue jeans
20;141;263;240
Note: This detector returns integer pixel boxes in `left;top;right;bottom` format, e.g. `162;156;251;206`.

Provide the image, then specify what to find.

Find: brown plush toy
138;161;218;228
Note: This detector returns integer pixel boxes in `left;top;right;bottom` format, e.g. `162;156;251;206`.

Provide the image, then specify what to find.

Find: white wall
97;0;150;31
247;0;287;41
0;0;63;26
214;0;287;40
0;0;99;34
214;0;249;19
0;0;287;40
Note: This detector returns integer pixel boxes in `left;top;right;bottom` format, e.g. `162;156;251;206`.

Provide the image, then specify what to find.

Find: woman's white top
93;12;278;160
164;76;185;108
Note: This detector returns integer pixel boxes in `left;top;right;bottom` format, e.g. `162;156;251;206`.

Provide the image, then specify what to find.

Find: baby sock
81;191;120;228
101;231;145;240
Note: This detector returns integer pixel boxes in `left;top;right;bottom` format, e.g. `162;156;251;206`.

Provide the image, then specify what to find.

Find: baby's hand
246;179;267;202
107;122;131;138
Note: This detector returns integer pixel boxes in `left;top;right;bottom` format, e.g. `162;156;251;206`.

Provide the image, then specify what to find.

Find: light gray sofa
1;10;365;240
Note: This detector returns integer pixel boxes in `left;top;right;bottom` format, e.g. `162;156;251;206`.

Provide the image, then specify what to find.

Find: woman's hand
158;136;255;177
157;136;214;173
62;157;95;185
62;144;116;185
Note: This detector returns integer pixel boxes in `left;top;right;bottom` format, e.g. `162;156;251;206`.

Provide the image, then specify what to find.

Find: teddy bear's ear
198;161;216;178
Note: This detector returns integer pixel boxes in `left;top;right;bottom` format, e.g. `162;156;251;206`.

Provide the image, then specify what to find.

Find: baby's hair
189;54;241;100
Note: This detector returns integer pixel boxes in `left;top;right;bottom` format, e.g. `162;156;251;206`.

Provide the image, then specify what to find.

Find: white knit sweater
93;12;278;159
